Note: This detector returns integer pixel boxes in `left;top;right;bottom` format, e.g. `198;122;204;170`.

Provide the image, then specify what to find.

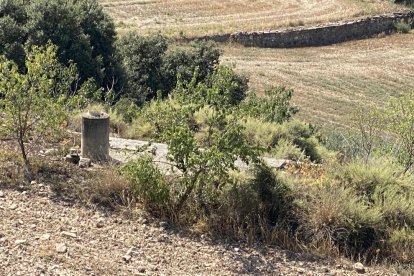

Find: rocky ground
0;180;400;276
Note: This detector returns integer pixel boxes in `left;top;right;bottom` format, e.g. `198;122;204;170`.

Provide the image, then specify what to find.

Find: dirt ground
0;179;399;275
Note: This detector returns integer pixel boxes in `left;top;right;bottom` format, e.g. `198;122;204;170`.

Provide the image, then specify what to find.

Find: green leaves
0;0;116;87
385;91;414;172
0;44;77;166
239;86;298;124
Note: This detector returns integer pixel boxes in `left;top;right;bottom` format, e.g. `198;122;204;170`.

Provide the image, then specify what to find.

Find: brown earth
0;178;400;275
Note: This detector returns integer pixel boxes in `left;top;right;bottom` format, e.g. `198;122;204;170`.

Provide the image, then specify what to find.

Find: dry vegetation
99;0;402;36
221;33;414;128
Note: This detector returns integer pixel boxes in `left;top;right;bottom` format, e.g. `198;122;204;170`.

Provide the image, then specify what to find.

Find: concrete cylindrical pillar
81;111;110;162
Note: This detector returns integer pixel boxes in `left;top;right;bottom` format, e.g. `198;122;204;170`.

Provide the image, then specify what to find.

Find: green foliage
240;86;298;124
116;35;223;104
112;97;139;123
162;40;221;93
124;66;261;211
121;155;170;208
211;165;296;241
0;0;117;87
116;33;168;104
394;20;412;34
331;157;407;198
298;182;384;256
270;139;304;160
295;158;414;261
384;91;414;173
0;44;76;167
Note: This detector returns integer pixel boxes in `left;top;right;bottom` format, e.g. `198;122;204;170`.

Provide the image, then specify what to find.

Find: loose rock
14;240;27;245
354;262;366;274
56;243;67;254
40;234;51;241
79;157;92;168
61;231;77;239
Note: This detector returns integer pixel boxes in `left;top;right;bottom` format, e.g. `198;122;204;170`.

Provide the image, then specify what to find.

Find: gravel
0;184;398;275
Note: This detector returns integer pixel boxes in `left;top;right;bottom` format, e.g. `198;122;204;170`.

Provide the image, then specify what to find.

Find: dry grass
99;0;402;37
221;33;414;128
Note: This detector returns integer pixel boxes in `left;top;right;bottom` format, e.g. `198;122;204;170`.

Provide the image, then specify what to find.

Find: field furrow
99;0;401;36
221;33;414;128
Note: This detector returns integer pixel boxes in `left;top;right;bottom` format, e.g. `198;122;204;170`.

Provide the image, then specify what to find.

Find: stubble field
99;0;401;36
100;0;413;128
221;33;414;128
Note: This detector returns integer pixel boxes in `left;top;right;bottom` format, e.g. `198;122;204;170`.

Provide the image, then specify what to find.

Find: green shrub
209;165;297;243
0;0;117;87
297;183;384;256
121;155;170;208
299;158;414;261
387;226;414;264
331;157;407;198
270;139;304;160
240;117;280;149
162;40;221;93
116;33;168;104
112;97;139;123
239;86;298;123
395;20;412;34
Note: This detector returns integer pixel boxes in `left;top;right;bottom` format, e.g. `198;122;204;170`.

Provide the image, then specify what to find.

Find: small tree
349;103;383;163
163;68;261;211
0;44;76;169
385;91;414;173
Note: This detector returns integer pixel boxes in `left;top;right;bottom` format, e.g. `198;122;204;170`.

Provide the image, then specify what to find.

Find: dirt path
0;181;398;275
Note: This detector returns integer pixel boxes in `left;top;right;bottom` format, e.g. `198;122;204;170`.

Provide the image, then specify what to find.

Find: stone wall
180;12;414;48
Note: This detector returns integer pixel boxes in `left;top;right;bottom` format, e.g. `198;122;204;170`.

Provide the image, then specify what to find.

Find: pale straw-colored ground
99;0;402;36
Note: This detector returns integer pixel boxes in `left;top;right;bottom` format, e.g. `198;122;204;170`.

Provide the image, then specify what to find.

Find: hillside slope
0;185;397;275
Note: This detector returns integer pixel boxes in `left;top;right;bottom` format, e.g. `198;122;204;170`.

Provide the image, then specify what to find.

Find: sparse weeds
394;20;412;33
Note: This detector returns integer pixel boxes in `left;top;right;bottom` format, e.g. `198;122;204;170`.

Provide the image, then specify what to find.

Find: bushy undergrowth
294;158;414;263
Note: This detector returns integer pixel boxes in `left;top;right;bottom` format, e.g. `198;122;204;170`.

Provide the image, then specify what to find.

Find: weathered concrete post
81;111;110;162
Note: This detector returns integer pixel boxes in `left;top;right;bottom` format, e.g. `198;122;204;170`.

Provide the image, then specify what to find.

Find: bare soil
0;181;399;275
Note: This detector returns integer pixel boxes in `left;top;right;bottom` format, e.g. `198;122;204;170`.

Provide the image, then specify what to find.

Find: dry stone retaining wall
181;12;414;48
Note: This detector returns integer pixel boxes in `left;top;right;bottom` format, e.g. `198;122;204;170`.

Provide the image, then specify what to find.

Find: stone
56;243;67;253
30;180;37;185
354;262;366;274
14;240;27;245
69;148;78;155
45;149;58;156
65;151;80;164
263;158;287;169
79;157;92;168
9;204;18;210
40;234;51;241
137;267;146;273
0;191;4;198
122;254;131;263
61;231;77;239
96;218;105;228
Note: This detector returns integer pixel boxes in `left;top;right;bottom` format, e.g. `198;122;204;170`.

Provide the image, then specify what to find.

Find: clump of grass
293;157;414;263
395;20;412;34
270;139;304;160
0;148;24;185
82;170;132;209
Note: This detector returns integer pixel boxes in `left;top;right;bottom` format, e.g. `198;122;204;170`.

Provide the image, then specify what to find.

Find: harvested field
99;0;401;37
221;33;414;128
